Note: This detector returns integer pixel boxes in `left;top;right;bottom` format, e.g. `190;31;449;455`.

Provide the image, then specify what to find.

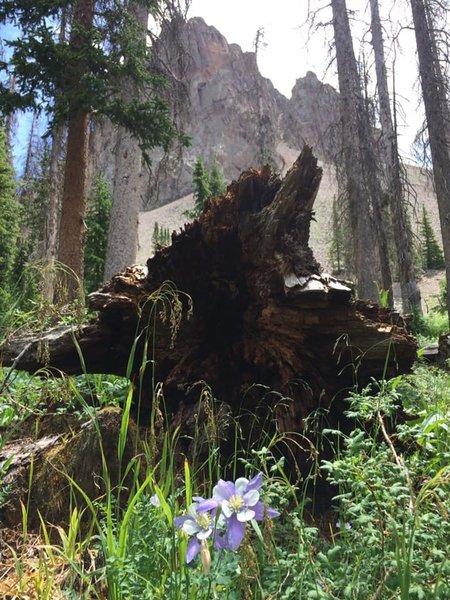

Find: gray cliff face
90;17;341;209
282;71;341;162
145;17;291;208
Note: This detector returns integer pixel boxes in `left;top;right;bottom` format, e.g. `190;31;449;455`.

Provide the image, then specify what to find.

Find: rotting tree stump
1;146;417;477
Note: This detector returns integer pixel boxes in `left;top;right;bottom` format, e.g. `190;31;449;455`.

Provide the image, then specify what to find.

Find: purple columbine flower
213;473;279;550
174;497;217;563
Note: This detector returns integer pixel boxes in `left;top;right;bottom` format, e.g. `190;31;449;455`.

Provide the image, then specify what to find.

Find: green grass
414;310;449;347
1;363;449;599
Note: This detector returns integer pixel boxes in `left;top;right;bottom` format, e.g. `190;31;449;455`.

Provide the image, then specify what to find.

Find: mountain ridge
88;15;442;289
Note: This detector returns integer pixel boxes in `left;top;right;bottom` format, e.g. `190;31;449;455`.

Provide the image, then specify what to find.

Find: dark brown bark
57;109;90;298
370;0;422;314
57;0;94;300
42;9;68;302
410;0;450;324
1;147;417;472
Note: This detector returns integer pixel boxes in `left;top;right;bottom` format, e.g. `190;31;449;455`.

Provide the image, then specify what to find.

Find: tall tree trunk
370;0;422;313
57;0;93;300
331;0;391;303
41;8;68;302
22;112;37;184
4;74;15;150
103;126;143;280
103;2;147;281
58;109;90;299
42;125;64;302
410;0;450;323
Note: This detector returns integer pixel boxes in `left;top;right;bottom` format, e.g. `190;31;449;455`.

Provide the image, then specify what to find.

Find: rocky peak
282;71;341;161
184;17;253;78
143;16;292;207
90;16;342;209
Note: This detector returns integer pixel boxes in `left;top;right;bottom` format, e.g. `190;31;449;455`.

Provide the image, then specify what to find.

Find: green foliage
103;374;449;600
152;221;171;253
411;278;449;342
412;309;449;345
0;124;20;308
84;175;112;293
0;369;129;434
397;364;450;469
208;162;226;199
192;157;211;217
421;205;445;270
433;277;448;316
185;158;227;219
316;376;450;599
0;0;189;161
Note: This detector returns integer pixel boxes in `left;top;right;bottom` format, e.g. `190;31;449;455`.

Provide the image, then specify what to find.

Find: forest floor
415;269;445;311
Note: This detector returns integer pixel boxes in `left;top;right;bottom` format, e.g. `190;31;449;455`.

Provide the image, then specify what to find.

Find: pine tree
421;205;445;270
192;158;212;217
18;122;51;257
184;159;227;219
151;221;171;252
12;130;52;304
0;0;186;299
83;176;112;293
209;162;226;199
163;226;171;246
152;222;160;253
410;0;450;320
0;124;19;304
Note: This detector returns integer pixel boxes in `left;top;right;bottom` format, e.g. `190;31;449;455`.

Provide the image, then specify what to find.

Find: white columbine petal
237;508;255;522
183;520;200;535
197;528;212;540
221;500;233;518
234;477;249;495
243;489;260;506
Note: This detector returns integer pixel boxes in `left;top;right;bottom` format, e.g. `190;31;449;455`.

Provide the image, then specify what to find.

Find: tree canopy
0;0;188;158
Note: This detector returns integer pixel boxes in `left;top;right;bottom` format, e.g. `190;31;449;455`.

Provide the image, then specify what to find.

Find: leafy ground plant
1;288;450;598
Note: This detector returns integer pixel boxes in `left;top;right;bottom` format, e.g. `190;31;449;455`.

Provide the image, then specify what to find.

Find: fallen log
1;146;417;472
0;407;139;528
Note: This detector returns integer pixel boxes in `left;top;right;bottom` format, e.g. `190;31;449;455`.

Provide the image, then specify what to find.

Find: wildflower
336;520;351;530
150;494;161;507
174;498;217;563
213;473;279;549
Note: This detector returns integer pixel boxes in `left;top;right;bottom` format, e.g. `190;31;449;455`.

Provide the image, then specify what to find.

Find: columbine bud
200;539;211;575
